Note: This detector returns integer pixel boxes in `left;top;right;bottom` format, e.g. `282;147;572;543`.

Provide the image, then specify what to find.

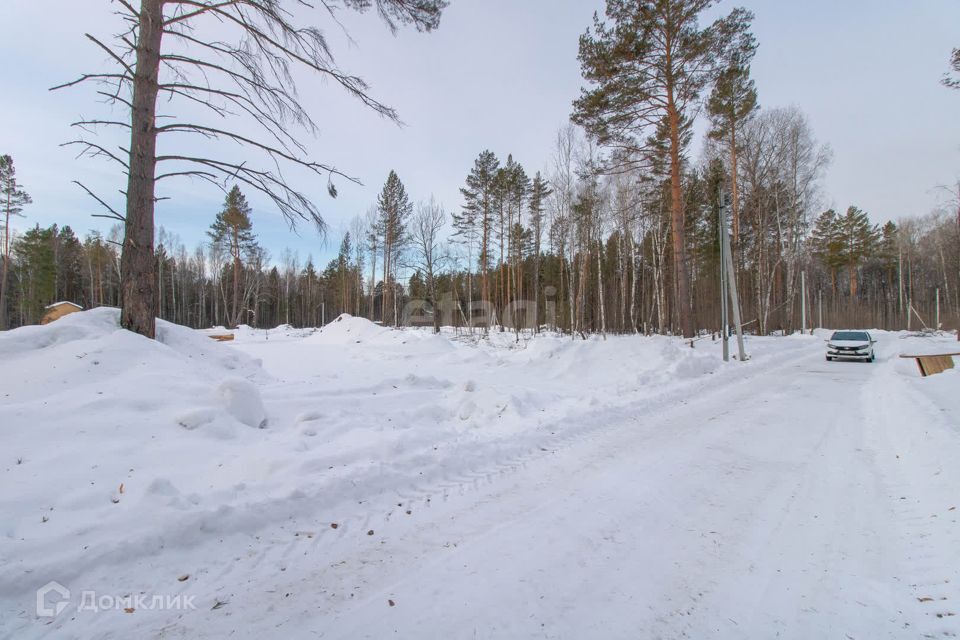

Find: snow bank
0;309;274;600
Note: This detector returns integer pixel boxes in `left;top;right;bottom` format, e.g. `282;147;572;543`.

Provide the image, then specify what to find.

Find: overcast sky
1;0;958;266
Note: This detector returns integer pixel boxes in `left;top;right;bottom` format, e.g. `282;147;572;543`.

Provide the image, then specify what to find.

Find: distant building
41;301;83;325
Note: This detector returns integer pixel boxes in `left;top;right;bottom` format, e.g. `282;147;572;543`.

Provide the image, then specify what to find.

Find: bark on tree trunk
730;126;740;246
368;239;377;322
533;239;540;334
0;196;10;330
231;227;240;327
120;0;164;338
666;96;694;338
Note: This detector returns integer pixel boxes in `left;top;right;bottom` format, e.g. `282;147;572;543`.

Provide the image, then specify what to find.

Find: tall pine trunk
120;0;164;338
0;194;11;330
231;227;240;327
368;238;377;321
666;87;694;338
730;126;740;245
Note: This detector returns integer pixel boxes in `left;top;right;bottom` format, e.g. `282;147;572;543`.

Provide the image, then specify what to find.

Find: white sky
1;0;958;266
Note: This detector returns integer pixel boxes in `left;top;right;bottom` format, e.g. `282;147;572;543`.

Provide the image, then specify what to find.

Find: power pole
801;271;807;334
719;189;746;361
818;288;823;330
719;197;729;362
936;287;940;331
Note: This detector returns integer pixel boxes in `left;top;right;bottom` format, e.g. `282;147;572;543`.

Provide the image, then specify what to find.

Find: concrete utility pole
818;288;823;330
936;288;940;330
801;271;807;334
719;202;729;362
719;189;747;361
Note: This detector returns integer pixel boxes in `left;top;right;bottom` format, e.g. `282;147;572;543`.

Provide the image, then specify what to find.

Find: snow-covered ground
2;310;959;639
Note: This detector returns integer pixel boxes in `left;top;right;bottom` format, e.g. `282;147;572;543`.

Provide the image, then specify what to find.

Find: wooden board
899;353;959;377
207;334;235;342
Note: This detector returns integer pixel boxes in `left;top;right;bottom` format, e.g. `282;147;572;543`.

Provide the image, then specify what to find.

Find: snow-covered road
3;315;959;639
276;345;959;639
201;334;960;639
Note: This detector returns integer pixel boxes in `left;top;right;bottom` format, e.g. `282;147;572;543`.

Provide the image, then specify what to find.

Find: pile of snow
0;309;274;604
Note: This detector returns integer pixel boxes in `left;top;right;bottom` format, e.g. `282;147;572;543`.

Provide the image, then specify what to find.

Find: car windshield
831;331;869;341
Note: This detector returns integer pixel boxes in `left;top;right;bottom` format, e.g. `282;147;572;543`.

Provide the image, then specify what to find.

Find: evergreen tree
836;206;879;298
810;209;845;294
377;170;413;326
504;155;530;321
877;221;899;271
706;10;757;244
0;155;32;329
528;172;553;332
208;186;257;327
13;225;56;324
408;270;426;301
459;150;500;313
56;226;85;305
337;232;353;315
573;0;753;337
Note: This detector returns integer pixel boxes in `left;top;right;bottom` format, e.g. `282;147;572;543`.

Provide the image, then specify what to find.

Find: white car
826;330;876;362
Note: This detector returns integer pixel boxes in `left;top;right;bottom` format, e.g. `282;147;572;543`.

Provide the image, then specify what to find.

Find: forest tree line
2;134;958;336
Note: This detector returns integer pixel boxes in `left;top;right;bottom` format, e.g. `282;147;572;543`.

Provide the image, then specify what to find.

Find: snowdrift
0;309;273;597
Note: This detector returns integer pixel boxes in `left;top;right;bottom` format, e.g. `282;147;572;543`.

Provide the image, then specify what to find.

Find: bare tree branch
73;180;126;221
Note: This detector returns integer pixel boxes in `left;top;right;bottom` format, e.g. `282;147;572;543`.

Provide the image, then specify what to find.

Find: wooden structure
900;352;960;377
40;301;83;325
207;333;235;342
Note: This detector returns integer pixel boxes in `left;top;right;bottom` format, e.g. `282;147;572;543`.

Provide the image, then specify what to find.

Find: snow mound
306;313;395;344
0;309;279;602
307;313;454;353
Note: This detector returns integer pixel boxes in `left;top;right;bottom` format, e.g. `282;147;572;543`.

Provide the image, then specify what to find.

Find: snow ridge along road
2;314;959;639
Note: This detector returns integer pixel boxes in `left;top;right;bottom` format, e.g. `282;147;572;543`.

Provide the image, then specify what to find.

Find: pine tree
459;151;500;317
208;186;257;327
0;155;32;329
505;155;530;325
573;0;753;337
706;10;757;244
56;226;85;305
836;206;879;298
377;170;413;326
337;232;353;315
13;225;56;324
528;172;552;332
810;209;845;295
